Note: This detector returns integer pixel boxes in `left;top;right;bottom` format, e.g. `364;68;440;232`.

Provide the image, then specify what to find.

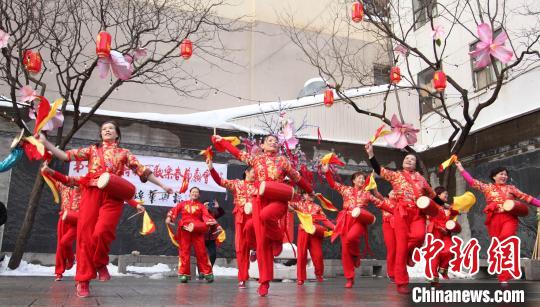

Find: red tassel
317;127;322;144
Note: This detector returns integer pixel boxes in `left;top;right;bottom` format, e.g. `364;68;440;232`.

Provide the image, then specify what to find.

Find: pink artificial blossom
97;50;133;81
384;114;419;149
0;30;9;48
132;47;147;61
469;23;513;69
431;25;445;40
18;85;38;103
393;44;408;56
278;119;299;150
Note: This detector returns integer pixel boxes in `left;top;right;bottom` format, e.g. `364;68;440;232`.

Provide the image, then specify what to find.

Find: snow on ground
0;256;238;278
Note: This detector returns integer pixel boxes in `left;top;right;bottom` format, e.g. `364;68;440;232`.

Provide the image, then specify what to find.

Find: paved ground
0;276;539;307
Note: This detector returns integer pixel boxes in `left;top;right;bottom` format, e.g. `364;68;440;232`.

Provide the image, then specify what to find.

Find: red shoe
76;281;90;298
55;274;63;281
272;241;282;257
97;266;111;282
397;285;411;294
316;275;324;282
238;281;246;289
297;280;304;286
257;282;269;297
345;278;354;288
249;251;257;262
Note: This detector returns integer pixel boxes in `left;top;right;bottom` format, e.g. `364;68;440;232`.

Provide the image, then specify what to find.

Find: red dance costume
289;198;335;283
47;170;81;278
167;200;216;278
215;139;312;295
325;172;382;285
65;140;152;283
460;169;540;282
210;168;257;282
379;167;435;288
427;205;458;281
379;197;397;281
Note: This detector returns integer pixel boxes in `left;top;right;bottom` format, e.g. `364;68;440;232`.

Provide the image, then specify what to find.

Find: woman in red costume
41;165;81;281
373;190;397;283
322;164;383;288
166;187;216;283
365;143;435;294
40;121;173;298
207;159;256;288
427;186;459;286
455;161;540;284
212;134;312;297
289;191;334;285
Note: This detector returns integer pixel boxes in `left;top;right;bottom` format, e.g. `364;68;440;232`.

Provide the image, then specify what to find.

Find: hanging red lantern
324;89;334;107
22;50;42;74
433;70;447;92
352;2;364;23
96;31;112;58
180;39;193;59
390;66;401;84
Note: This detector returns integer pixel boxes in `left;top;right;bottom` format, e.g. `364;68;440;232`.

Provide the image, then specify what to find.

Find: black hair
434;186;447;196
489;167;509;182
189;187;200;193
351;171;366;183
242;166;253;180
262;134;278;143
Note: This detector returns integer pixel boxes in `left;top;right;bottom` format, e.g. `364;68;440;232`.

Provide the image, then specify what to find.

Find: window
469;28;506;91
364;0;390;18
417;67;443;115
412;0;437;29
373;64;391;85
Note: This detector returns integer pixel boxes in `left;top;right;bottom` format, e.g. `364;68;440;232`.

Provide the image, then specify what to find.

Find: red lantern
352;2;364;23
180;39;193;59
324;89;334;107
22;50;42;74
96;31;112;58
433;70;447;92
390;66;401;84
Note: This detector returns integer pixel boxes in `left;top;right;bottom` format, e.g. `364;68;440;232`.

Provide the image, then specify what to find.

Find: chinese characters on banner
69;156;227;207
413;234;522;280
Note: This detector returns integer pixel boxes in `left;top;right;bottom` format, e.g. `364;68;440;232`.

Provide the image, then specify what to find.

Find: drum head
244;202;252;215
502;200;515;211
258;182;266;196
97;172;111;189
445;220;455;230
351;207;360;218
10;129;25;149
417;196;431;209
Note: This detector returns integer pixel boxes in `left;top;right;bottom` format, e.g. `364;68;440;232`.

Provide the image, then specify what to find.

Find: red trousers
487;212;518;282
382;219;396;279
393;207;426;286
253;196;288;284
235;215;256;282
340;215;367;280
430;231;452;279
75;187;123;282
297;226;324;281
55;217;77;275
178;221;212;276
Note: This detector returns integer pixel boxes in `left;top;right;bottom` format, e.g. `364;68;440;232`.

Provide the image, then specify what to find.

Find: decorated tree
0;0;243;268
281;0;540;185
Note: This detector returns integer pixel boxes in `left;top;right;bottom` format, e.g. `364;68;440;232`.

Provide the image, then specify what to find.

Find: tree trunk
7;173;45;269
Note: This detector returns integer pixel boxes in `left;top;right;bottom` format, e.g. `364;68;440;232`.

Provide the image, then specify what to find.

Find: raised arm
207;159;235;190
509;186;540;207
212;135;252;165
38;133;69;161
281;157;313;194
125;150;173;193
455;160;487;192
